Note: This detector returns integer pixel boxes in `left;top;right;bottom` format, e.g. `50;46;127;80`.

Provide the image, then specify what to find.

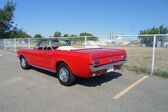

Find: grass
153;70;168;79
102;46;168;78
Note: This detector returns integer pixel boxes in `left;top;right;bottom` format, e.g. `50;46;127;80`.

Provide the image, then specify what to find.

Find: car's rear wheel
57;63;76;86
20;56;30;70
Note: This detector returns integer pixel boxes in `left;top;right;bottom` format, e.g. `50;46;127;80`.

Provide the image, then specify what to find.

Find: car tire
57;63;76;86
20;56;30;70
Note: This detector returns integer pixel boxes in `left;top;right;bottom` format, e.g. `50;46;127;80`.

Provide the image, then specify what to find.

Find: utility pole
110;32;112;40
110;32;115;40
112;32;115;40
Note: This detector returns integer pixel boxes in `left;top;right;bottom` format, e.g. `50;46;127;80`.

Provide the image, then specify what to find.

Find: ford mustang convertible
17;38;127;86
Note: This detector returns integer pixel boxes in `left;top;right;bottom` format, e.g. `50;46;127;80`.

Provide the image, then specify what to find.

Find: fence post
28;38;30;48
151;35;156;75
14;39;16;52
4;39;6;50
85;36;87;48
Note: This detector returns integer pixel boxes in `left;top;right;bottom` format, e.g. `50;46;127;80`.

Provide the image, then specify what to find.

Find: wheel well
56;61;67;69
56;61;76;77
19;55;24;59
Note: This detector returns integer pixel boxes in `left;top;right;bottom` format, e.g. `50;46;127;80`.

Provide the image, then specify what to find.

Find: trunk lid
75;48;127;66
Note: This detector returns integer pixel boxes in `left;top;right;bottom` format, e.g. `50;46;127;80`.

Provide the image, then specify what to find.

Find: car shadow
31;67;122;87
31;67;58;78
76;72;122;87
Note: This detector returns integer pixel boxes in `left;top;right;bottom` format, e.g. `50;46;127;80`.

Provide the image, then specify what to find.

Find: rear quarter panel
53;50;93;78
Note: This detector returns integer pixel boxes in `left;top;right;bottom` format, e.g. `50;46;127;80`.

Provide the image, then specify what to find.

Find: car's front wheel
57;63;76;86
20;56;30;70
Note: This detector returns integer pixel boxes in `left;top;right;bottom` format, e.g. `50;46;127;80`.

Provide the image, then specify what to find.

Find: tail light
93;59;99;66
121;55;127;61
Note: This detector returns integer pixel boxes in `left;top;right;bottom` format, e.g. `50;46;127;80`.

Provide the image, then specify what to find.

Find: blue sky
1;0;168;36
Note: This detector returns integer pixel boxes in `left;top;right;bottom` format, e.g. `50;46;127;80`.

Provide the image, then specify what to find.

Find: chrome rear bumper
89;60;127;72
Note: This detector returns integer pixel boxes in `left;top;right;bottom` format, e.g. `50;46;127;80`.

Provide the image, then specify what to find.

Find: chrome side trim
89;60;127;72
29;64;56;73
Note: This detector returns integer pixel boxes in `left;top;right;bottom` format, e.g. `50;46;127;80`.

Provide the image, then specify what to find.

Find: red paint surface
17;48;127;78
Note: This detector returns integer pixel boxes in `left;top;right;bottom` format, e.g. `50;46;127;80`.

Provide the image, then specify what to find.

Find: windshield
36;38;71;50
37;38;71;47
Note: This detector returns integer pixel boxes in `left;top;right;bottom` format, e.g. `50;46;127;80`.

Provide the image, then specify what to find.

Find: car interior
35;46;59;50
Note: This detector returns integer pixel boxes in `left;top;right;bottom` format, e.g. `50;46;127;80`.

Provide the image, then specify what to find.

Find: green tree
34;34;42;38
138;25;168;47
0;1;15;38
54;31;61;37
7;27;31;38
79;32;93;36
63;34;68;37
70;34;77;37
79;32;97;41
0;1;30;38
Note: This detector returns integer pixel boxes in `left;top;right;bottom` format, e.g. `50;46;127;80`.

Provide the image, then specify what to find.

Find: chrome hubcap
21;58;26;67
59;67;69;82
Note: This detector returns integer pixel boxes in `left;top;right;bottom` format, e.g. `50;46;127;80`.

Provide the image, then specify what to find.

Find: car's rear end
75;48;127;77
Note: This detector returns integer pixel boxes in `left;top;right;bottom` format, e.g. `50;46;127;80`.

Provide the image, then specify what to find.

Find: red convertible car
17;38;127;86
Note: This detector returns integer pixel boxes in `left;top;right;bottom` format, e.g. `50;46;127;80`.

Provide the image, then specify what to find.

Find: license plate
107;66;114;73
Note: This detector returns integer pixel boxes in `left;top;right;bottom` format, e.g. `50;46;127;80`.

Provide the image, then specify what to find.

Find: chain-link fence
154;35;168;77
0;34;167;77
1;38;41;52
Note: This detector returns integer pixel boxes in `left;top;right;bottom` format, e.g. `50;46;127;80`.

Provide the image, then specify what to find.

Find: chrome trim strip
89;60;127;72
29;64;56;73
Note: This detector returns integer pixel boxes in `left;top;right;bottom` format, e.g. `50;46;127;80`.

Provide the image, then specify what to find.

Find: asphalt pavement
0;51;168;112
